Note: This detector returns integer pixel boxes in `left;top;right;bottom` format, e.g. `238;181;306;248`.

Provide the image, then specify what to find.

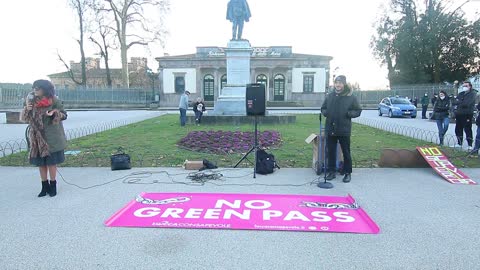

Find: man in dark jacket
320;75;362;183
452;81;476;148
468;102;480;156
421;93;429;119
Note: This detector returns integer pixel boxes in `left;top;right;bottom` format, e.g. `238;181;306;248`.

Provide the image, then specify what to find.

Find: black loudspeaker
246;83;266;116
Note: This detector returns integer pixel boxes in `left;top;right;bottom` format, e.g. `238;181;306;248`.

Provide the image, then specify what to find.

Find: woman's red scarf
35;97;53;108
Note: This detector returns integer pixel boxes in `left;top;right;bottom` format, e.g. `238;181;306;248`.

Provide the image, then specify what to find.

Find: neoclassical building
156;46;332;107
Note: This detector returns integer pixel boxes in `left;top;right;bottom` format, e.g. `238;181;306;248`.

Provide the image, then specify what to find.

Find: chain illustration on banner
300;201;360;209
136;196;191;205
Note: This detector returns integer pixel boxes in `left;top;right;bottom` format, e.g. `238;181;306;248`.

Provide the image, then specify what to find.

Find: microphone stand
317;113;334;189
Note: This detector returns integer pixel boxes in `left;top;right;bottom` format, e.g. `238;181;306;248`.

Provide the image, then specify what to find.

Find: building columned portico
156;46;332;107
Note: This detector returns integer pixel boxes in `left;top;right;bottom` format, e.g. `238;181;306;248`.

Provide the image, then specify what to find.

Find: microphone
27;93;35;104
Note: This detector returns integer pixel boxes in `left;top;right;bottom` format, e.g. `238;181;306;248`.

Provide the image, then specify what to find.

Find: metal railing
0;87;154;109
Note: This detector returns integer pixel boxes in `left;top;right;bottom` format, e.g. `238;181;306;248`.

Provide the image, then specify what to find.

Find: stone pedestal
213;40;252;115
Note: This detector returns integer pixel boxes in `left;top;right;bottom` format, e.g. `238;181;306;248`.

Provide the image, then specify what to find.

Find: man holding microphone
321;75;362;183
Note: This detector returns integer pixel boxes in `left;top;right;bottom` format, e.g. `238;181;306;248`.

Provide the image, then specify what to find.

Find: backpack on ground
256;149;280;175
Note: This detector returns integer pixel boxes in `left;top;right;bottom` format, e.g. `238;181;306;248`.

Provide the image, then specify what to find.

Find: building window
256;74;268;88
303;74;314;93
174;75;186;93
273;74;285;101
203;74;214;101
221;74;227;89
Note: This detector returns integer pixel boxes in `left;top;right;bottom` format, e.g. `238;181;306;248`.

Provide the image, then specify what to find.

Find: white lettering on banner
160;208;184;218
436;167;460;178
134;207;161;218
263;210;283;220
215;199;241;209
224;209;251;220
244;200;272;210
214;199;271;209
284;211;310;221
204;209;222;219
184;208;204;219
333;212;356;223
152;221;231;228
426;156;454;167
132;207;357;223
311;211;332;222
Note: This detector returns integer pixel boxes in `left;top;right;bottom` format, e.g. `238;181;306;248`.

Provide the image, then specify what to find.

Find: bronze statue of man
226;0;251;40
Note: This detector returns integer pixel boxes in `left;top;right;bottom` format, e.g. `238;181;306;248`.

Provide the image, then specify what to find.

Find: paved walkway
1;166;479;270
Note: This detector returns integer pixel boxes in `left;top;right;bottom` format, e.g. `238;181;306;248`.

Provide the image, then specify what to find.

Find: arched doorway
203;74;214;101
273;74;285;101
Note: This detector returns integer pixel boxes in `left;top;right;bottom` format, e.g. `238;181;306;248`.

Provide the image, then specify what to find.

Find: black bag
111;148;131;171
256;149;280;175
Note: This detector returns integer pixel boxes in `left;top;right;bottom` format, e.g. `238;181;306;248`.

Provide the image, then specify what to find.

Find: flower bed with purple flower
178;130;282;154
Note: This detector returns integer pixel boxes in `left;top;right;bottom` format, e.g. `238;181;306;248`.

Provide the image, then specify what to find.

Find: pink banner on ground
417;146;477;185
105;192;380;234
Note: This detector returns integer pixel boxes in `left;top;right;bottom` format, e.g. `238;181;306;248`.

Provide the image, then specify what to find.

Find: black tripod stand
317;114;334;189
234;115;260;178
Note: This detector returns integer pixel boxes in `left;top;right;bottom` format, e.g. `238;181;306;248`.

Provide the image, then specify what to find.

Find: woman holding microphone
21;80;67;197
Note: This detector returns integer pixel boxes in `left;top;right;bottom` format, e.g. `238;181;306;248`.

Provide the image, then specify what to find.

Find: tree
420;0;480;83
104;0;169;87
59;0;93;88
371;0;480;86
89;5;116;88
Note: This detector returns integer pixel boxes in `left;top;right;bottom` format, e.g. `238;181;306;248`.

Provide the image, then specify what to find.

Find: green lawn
0;114;476;168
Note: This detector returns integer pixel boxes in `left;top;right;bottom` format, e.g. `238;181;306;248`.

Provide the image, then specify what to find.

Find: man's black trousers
326;135;352;174
455;114;473;146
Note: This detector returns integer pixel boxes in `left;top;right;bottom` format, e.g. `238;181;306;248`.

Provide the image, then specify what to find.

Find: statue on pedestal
226;0;251;40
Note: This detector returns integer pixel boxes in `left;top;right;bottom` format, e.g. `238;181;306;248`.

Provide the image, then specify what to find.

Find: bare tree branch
57;51;83;85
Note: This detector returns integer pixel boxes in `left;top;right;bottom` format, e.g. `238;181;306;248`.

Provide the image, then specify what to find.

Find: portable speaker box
246;83;266;116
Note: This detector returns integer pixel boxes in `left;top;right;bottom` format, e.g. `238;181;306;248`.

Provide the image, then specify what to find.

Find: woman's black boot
38;180;50;197
49;180;57;197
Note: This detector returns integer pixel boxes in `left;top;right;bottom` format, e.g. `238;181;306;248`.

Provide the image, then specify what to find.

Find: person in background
421;93;429;119
192;97;206;126
21;80;67;197
431;93;438;107
178;90;190;127
413;97;418;108
469;102;480;157
320;75;362;184
452;81;476;149
432;90;450;146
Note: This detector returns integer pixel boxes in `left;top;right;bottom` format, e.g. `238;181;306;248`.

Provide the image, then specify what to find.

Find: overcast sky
0;0;478;89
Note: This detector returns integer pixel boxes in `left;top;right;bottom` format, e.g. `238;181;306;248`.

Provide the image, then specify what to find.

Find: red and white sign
417;147;477;185
105;192;380;234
